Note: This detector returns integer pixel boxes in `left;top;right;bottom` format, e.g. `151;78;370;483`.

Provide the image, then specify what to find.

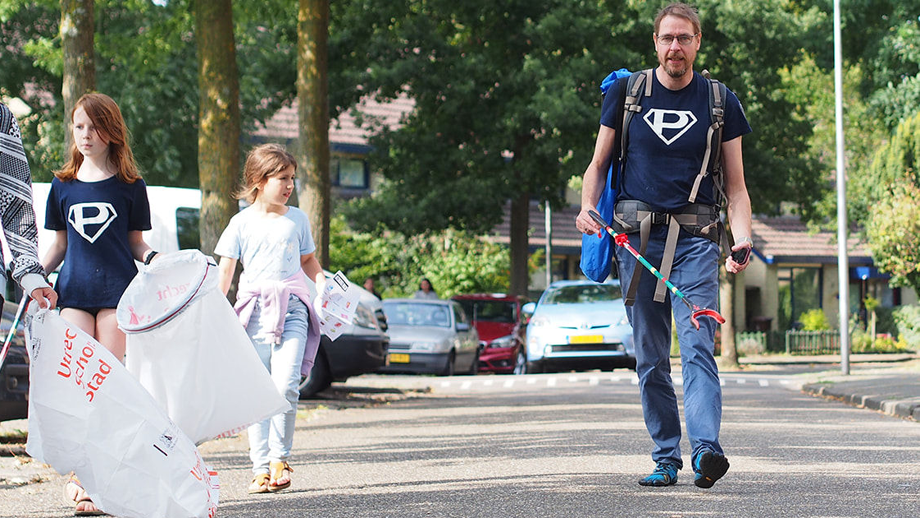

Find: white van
29;182;389;397
31;182;201;260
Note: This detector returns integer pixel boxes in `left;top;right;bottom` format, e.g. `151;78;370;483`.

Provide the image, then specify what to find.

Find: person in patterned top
0;102;57;309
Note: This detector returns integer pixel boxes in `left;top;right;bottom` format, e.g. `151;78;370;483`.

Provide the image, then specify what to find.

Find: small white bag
25;308;219;518
117;250;289;444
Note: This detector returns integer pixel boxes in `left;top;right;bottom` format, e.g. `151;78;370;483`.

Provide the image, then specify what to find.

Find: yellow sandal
248;473;271;494
63;476;107;516
268;461;293;492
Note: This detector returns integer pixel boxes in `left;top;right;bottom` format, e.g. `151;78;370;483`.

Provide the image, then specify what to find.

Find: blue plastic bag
579;68;631;283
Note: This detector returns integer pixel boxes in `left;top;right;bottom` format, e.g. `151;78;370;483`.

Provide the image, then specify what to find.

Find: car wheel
512;349;527;375
298;348;332;399
526;360;543;374
440;351;456;376
468;350;480;375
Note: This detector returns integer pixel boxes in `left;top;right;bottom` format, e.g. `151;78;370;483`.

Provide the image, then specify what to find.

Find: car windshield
455;300;515;323
543;284;622;304
383;302;452;328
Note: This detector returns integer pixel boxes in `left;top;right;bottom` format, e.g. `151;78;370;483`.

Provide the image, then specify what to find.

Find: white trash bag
117;249;289;445
25;308;219;518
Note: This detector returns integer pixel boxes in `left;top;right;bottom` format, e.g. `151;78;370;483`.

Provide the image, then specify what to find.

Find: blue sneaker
638;462;679;486
693;451;729;488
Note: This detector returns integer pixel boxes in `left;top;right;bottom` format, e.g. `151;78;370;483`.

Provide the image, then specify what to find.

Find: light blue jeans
615;226;723;470
245;295;309;475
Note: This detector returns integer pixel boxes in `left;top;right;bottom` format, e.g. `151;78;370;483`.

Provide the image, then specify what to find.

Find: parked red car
452;294;528;374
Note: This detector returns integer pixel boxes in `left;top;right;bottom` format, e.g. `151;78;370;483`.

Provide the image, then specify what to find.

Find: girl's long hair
237;143;298;203
55;93;141;183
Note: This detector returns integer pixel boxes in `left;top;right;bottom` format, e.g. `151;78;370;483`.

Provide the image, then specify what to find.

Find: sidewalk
742;352;920;422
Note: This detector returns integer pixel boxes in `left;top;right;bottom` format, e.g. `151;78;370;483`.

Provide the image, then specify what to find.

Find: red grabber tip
691;308;725;330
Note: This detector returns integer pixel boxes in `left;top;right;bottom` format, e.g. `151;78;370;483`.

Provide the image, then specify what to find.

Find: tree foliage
334;0;641;235
864;112;920;292
328;216;515;299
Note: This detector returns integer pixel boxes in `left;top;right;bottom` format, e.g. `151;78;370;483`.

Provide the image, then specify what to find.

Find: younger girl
42;93;157;516
215;143;324;494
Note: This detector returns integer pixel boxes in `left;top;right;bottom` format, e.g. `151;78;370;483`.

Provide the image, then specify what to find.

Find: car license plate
568;335;603;344
389;353;411;363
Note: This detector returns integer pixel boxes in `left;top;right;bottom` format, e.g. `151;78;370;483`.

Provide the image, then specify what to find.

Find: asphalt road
2;365;919;518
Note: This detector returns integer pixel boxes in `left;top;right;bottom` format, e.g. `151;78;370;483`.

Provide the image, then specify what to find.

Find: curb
802;382;920;422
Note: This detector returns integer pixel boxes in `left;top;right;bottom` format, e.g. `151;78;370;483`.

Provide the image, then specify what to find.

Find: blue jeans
615;226;722;469
245;296;309;475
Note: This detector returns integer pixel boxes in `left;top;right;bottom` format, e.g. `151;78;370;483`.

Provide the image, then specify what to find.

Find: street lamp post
834;0;850;375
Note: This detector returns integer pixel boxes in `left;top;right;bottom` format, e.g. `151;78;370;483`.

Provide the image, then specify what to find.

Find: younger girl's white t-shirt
214;206;316;285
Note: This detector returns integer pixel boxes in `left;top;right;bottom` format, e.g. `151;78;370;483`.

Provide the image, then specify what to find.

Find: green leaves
328;215;515;298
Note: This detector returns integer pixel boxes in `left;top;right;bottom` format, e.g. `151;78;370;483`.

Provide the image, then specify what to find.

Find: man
0;103;57;310
576;3;753;489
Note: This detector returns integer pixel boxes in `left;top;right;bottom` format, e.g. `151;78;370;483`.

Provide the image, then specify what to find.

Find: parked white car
523;279;635;373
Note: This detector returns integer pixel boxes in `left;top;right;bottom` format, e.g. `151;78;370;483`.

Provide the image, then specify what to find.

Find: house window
333;158;368;189
777;267;823;330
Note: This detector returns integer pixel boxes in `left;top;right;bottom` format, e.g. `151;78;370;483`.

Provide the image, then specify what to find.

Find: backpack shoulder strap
618;69;653;164
687;73;727;204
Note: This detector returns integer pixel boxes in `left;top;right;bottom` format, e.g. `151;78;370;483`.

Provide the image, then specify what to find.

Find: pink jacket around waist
234;271;322;376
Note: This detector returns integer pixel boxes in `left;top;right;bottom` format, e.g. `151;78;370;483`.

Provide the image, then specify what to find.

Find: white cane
0;294;29;373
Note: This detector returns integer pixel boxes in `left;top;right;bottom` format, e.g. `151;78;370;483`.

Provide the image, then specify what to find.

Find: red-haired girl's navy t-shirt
45;176;152;308
600;71;752;212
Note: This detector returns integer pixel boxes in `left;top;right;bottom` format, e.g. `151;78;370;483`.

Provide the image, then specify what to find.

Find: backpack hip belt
613;200;721;305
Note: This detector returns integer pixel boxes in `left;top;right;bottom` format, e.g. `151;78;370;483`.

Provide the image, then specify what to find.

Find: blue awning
851;266;890;280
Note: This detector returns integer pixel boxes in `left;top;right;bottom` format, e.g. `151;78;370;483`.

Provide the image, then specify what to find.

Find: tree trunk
509;192;530;297
195;0;240;256
297;0;330;268
719;264;740;369
61;0;95;151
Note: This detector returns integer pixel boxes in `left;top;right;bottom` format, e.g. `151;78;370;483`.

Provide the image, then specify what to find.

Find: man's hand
576;207;602;236
725;237;753;274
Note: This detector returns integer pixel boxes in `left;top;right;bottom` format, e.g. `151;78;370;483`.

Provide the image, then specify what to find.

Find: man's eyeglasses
656;33;698;46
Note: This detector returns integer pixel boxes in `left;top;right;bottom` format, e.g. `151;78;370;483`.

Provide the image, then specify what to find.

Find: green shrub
893;305;920;349
871;334;910;353
800;309;831;331
850;328;874;353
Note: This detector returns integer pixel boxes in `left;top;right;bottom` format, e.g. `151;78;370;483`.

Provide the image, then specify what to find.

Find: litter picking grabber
0;294;29;372
588;210;725;330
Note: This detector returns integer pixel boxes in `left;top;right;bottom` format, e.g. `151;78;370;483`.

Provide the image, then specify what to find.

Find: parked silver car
523;280;635;373
378;299;479;376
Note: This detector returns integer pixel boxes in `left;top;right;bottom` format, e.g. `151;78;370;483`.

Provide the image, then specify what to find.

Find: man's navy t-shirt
600;71;752;212
45;176;152;308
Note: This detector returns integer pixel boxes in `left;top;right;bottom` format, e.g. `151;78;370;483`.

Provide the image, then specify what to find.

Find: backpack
579;68;632;283
613;68;736;304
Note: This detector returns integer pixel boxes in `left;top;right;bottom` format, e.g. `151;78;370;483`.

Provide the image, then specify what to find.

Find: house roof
252;95;414;154
487;205;876;266
487;201;584;255
750;216;873;265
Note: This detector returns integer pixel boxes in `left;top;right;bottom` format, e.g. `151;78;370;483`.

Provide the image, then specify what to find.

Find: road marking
427;373;794;393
